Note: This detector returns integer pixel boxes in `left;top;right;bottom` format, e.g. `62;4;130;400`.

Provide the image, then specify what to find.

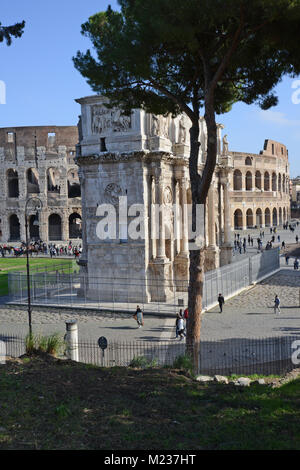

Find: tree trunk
186;101;218;374
186;120;203;373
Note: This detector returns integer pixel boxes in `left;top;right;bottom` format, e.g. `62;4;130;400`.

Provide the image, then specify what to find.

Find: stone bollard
65;320;79;362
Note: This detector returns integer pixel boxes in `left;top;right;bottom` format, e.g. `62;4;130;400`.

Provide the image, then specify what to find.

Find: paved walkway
1;259;300;344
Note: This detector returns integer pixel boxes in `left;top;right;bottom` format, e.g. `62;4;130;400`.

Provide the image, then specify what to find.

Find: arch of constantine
75;95;233;302
0;126;81;243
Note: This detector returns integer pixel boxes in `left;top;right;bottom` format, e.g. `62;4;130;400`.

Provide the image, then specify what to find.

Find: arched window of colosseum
7;169;19;198
272;208;278;226
278;174;282;192
29;214;40;241
279;208;283;225
233;170;242;190
282;174;285;193
265;208;271;227
48;214;62;241
256;208;263;227
245;156;252;166
67;170;81;198
283;207;286;223
272;173;277;191
69;213;82;239
246;209;253;228
255;171;261;190
27;168;40;194
245;171;252;191
9;214;20;241
47;168;61;193
234;209;243;229
264;172;270;191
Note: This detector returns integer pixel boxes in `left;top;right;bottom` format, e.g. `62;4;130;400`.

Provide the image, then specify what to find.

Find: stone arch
264;172;270;191
69;212;82;239
234;209;243;229
245;156;252;166
283;207;286;223
48;213;62;241
265;208;271;227
282;174;285;193
9;214;20;241
27;168;40;194
279;207;283;225
7;169;19;198
255;171;262;190
233;170;242;190
278;174;282;192
272;172;277;191
245;171;252;191
272;208;278;226
256;208;263;227
29;214;40;240
67;169;81;198
47;167;61;193
246;209;254;228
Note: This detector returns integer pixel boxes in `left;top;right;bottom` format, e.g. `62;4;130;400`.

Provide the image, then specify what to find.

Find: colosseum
0;126;81;243
229;139;290;230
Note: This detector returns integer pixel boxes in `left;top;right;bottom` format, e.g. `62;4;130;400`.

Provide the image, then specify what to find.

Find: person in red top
183;308;188;319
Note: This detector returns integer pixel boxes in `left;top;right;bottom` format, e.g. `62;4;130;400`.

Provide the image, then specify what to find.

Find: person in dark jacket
218;294;225;313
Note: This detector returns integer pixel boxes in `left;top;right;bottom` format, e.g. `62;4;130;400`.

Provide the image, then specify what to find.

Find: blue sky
1;0;299;177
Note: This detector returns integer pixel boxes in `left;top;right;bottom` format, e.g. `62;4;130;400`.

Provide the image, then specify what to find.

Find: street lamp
25;197;43;336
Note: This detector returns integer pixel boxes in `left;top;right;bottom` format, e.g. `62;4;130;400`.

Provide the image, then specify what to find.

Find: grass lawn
0;355;299;450
0;258;77;296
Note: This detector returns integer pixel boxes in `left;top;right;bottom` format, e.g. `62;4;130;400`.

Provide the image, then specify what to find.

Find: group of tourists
0;240;82;258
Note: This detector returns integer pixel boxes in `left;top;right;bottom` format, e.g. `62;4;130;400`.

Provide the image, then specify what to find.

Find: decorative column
150;175;157;260
174;173;189;291
156;175;166;259
205;180;220;271
148;170;173;302
220;170;233;267
180;177;189;256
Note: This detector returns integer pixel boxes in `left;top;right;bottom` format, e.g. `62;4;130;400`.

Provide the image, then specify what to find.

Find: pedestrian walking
294;259;299;270
218;293;225;313
274;295;281;314
133;305;144;328
175;312;181;338
285;254;290;265
177;315;185;340
296;235;299;244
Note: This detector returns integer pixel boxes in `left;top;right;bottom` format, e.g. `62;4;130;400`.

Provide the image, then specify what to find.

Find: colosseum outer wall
0;126;82;244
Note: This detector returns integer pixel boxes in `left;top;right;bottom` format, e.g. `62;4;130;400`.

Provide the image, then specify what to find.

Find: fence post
249;256;253;285
65;320;79;361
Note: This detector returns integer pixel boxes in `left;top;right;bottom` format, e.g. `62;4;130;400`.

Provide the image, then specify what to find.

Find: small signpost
98;336;108;364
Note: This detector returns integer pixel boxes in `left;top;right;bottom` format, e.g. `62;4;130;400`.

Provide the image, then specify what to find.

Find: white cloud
259;110;300;127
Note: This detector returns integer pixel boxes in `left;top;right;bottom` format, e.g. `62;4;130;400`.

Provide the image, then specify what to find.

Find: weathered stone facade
75;95;233;302
0;126;81;243
230;140;290;229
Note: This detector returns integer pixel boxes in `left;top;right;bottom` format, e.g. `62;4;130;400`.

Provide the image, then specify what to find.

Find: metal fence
8;248;280;314
1;331;299;377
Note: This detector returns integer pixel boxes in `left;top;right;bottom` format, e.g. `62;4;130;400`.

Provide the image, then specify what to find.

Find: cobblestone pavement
0;260;300;344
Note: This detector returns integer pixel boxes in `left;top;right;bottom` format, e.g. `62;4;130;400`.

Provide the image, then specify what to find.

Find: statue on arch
222;134;229;155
